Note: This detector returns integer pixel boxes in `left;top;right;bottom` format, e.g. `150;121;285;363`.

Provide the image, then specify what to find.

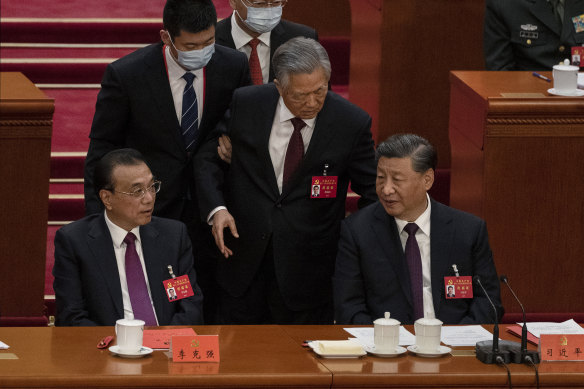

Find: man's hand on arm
217;135;232;164
211;209;239;258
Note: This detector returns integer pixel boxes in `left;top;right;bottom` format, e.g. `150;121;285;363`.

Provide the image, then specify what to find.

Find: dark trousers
216;240;333;325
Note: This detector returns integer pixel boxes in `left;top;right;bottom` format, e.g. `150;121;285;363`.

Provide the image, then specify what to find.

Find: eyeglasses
241;0;287;8
287;84;328;104
114;181;161;199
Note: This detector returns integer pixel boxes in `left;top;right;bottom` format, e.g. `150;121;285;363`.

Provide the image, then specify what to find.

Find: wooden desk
1;325;584;388
448;71;584;316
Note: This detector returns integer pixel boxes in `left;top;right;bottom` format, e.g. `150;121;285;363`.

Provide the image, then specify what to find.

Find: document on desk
0;341;9;349
440;325;494;346
344;327;416;347
520;319;584;338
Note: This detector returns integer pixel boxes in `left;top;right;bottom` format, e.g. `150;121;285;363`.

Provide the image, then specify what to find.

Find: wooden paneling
0;72;53;325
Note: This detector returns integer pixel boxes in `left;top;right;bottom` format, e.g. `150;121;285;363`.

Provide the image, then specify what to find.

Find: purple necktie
404;223;424;320
124;232;157;326
283;117;306;187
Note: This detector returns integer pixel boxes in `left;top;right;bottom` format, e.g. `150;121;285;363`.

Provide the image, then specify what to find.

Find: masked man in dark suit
334;134;503;325
195;37;377;324
54;149;203;326
83;0;250;323
484;0;584;70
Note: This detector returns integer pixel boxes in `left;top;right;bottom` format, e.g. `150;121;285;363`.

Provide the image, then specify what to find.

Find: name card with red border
143;328;197;349
172;335;220;363
540;334;584;361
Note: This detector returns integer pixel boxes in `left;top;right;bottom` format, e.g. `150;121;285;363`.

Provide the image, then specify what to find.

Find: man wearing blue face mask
84;0;251;324
216;0;318;85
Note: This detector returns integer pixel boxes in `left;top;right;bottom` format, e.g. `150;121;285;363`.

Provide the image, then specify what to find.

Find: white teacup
115;319;145;353
373;312;400;352
552;63;579;93
414;317;442;353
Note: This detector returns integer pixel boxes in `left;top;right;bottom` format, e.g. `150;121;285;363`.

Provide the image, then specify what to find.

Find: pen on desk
532;72;552;82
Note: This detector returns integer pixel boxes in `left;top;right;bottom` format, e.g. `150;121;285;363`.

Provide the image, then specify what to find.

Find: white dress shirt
104;212;159;324
269;97;316;193
165;45;204;126
230;12;271;84
394;193;435;319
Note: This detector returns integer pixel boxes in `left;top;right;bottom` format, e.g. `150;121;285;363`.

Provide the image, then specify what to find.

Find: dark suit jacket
215;17;318;83
84;42;251;221
484;0;584;70
333;200;503;325
195;84;377;311
53;215;204;326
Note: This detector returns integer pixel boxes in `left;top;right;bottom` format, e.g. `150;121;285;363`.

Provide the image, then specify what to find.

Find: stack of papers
521;319;584;338
440;325;494;347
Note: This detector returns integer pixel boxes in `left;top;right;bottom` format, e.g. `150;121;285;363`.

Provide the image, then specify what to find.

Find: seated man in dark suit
54;149;203;326
216;0;317;85
334;134;503;325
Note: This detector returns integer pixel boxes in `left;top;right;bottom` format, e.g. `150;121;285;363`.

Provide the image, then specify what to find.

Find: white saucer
407;345;451;358
109;345;153;358
547;88;584;97
364;345;407;358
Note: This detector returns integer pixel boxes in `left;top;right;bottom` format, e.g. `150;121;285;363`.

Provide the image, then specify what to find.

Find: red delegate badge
311;176;337;198
163;274;194;302
444;276;473;299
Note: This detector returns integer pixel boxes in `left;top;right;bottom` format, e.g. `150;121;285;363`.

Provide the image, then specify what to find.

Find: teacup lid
414;316;443;326
374;311;400;326
554;59;579;71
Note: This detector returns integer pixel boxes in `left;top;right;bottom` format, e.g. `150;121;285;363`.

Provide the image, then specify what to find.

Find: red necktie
283;117;306;187
248;38;263;85
124;232;157;326
404;223;424;321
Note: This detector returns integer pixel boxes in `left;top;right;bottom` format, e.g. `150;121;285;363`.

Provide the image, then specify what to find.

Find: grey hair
375;134;437;173
272;37;331;90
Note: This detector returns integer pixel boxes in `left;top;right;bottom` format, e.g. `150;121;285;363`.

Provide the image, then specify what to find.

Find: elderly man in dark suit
195;37;377;325
54;149;203;326
333;134;503;325
484;0;584;70
216;0;317;85
83;0;250;323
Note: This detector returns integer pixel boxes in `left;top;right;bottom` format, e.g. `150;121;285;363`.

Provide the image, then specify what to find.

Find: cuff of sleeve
207;206;227;225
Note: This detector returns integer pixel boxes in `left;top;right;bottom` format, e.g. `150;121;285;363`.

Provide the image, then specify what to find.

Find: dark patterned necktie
248;38;263;85
181;72;199;151
124;232;157;326
283;117;306;187
404;223;424;320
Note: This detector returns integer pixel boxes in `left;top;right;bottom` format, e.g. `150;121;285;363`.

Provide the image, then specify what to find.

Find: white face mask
168;33;215;70
237;4;282;34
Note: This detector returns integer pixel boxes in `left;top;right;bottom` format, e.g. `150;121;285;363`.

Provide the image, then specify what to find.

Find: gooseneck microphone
500;275;541;364
474;276;511;364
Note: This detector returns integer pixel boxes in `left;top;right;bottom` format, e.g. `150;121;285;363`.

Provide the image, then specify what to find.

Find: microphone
474;276;512;364
500;275;541;364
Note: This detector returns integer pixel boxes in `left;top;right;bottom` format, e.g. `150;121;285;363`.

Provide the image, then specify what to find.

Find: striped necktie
181;72;199;151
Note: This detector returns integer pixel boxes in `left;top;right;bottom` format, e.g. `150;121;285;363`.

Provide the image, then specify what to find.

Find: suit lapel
269;22;286;82
253;87;281;199
429;200;455;316
143;42;185;154
87;216;124;318
139;222;168;324
530;0;562;35
217;17;237;49
372;203;414;309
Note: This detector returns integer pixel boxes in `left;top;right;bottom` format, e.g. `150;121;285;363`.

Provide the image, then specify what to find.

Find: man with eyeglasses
216;0;317;85
54;149;204;326
195;38;377;325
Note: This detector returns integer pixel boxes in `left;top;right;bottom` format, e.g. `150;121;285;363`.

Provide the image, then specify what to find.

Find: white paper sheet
440;325;494;346
344;327;416;347
520;319;584;338
0;341;9;349
578;73;584;89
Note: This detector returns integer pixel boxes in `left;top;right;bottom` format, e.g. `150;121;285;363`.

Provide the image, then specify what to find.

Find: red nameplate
444;276;473;299
311;176;337;198
162;274;194;302
143;328;197;349
172;335;220;363
572;46;584;68
540;334;584;361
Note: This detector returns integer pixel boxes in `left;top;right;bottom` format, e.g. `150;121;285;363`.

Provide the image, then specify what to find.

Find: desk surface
1;325;583;388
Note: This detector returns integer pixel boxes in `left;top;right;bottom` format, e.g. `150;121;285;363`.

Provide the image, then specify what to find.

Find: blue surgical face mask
237;5;282;34
168;33;215;70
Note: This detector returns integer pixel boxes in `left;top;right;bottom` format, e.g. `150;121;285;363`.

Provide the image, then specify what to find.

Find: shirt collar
395;193;432;236
230;12;271;49
164;45;204;82
277;97;316;128
104;211;142;249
